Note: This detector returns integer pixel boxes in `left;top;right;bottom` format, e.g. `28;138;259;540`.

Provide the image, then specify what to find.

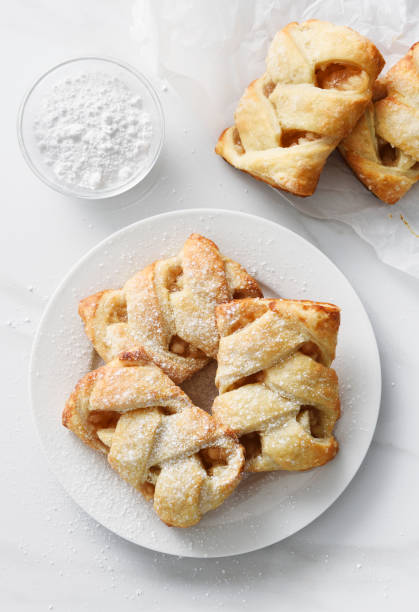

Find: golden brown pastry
79;234;262;384
212;298;340;472
340;43;419;204
63;359;244;527
215;20;384;196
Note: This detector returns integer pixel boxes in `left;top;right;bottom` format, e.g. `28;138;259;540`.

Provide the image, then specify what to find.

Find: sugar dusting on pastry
63;358;244;527
214;298;340;472
78;234;262;384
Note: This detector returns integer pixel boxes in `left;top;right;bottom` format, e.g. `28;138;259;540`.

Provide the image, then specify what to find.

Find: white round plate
30;209;381;558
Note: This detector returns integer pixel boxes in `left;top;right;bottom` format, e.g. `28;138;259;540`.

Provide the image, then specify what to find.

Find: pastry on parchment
215;19;384;197
212;298;340;472
63;358;244;527
79;234;262;384
340;43;419;204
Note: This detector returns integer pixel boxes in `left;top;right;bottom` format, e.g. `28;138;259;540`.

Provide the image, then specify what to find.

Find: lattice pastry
79;234;262;384
340;43;419;204
215;19;384;196
212;298;340;472
63;359;244;527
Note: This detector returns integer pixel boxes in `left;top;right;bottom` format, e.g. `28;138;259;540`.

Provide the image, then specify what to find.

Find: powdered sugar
33;72;153;191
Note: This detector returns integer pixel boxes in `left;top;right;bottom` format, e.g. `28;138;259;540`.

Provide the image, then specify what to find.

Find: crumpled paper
132;0;419;278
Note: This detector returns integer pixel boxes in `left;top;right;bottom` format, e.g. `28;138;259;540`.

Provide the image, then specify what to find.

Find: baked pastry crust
340;43;419;204
213;298;340;472
63;359;244;527
79;234;262;384
215;20;384;196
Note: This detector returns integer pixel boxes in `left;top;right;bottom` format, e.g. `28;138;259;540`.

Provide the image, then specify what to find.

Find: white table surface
2;2;418;610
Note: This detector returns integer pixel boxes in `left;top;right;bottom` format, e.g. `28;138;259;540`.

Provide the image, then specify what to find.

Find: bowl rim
17;55;165;200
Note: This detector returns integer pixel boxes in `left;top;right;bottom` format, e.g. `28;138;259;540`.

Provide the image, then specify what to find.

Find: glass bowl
17;57;164;199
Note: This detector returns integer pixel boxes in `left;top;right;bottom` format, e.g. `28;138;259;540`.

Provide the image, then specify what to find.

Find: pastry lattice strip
213;298;340;472
79;234;262;384
216;19;384;196
63;359;244;527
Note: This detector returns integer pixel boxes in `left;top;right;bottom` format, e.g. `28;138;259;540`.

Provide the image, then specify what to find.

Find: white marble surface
2;1;418;610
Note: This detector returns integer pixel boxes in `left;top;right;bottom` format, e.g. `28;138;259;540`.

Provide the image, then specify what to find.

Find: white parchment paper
132;0;419;277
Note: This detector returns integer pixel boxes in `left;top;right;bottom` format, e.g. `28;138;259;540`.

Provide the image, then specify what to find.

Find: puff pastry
63;359;244;527
215;20;384;196
212;298;340;472
79;234;262;384
340;43;419;204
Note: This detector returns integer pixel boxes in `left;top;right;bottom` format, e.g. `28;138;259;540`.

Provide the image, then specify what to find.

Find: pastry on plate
79;233;262;384
63;359;244;527
212;298;340;472
340;43;419;204
215;19;384;196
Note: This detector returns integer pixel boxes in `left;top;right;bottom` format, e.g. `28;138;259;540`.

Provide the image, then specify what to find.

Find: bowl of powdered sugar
18;57;164;199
